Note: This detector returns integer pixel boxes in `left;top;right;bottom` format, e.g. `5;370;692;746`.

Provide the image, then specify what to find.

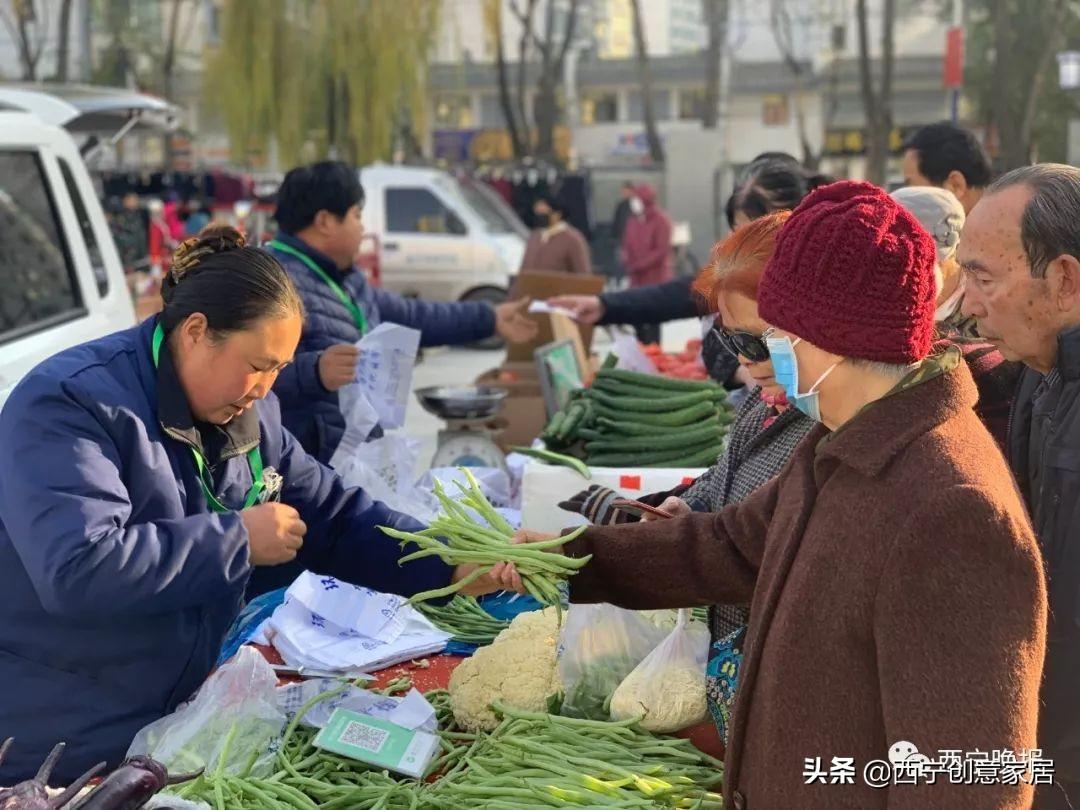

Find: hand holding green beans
379;469;590;606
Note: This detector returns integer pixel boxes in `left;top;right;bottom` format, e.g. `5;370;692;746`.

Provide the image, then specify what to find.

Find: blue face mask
763;335;840;422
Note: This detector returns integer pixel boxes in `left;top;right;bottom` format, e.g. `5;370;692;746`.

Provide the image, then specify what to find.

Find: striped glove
557;485;638;525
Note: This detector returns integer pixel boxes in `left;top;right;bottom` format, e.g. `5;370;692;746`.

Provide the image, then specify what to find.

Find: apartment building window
762;94;790;126
581;91;618;124
678;88;706;121
627;90;671;122
434;95;475;129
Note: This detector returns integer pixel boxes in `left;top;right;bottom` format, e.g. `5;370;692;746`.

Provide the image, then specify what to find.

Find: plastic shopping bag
336;432;437;521
610;609;710;733
557;603;669;720
127;647;286;778
354;322;422;429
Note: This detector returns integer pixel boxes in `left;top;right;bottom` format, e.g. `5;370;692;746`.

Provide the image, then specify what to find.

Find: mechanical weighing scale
415;385;509;474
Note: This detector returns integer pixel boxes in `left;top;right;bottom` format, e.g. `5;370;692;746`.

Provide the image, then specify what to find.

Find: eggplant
0;741;105;810
71;756;200;810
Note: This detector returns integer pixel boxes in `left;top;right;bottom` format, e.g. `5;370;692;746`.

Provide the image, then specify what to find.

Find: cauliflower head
448;608;563;732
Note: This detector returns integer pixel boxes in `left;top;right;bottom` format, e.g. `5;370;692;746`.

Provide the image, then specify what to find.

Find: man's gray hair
988;163;1080;278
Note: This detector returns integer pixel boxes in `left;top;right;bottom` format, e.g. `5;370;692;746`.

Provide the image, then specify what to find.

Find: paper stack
264;572;450;673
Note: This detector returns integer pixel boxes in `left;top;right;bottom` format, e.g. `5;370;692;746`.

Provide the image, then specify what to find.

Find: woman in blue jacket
0;226;503;784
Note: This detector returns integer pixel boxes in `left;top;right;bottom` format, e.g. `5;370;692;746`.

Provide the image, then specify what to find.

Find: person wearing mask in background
268;161;536;469
509;182;1047;809
552;159;831;385
902;121;993;214
890;186;1020;449
620;184;672;345
959;164;1080;810
611;181;635;246
559;212;815;749
0;226;506;784
519;194;592;275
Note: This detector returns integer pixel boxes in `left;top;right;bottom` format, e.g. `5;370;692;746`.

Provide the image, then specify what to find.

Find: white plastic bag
126;647;286;777
557;604;669;720
610;609;710;733
330;385;382;471
354;322;422;429
335;432;436;521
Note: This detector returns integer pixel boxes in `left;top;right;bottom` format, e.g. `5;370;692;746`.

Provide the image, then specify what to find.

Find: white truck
0;85;174;408
357;164;527;310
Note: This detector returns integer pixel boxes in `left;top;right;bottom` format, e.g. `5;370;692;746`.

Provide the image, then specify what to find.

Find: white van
357;164;527;309
0;85;174;408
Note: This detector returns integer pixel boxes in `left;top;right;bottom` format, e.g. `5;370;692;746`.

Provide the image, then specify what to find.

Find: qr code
340;721;389;753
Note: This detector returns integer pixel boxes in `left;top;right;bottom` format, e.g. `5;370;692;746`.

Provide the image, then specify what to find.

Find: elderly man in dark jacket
960;163;1080;810
267;162;535;466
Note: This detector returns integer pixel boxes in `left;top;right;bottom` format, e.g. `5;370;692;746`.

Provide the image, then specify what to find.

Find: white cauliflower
610;664;708;733
449;608;563;732
493;606;561;644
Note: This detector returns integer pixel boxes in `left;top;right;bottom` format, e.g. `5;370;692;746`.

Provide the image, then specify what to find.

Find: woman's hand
242;503;306;565
642;497;692;521
453;562;523;596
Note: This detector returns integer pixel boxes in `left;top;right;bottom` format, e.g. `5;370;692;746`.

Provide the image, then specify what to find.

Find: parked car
0;84;175;409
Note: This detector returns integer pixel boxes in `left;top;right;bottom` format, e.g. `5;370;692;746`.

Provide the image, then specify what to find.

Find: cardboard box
520;459;708;534
476;363;548;452
506;270;605;363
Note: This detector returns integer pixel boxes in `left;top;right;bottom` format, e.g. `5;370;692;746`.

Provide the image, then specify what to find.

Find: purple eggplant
70;756;201;810
0;741;105;810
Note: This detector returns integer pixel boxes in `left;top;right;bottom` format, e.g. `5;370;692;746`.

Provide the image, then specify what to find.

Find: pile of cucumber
540;360;734;469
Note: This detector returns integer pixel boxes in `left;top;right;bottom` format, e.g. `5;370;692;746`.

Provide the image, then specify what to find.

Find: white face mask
629;197;644;216
935;276;966;323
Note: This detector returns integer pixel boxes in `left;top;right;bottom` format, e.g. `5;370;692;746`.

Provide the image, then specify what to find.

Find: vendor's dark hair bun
160;223;303;334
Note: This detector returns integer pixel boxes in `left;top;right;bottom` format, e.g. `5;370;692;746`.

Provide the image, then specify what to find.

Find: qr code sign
340;721;389;753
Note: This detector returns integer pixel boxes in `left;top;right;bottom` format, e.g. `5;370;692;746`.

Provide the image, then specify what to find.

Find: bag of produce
610;609;710;733
127;647;286;778
557;603;669;720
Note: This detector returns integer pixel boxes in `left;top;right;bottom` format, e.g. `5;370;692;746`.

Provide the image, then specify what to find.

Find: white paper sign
612;331;658;375
354;323;422;429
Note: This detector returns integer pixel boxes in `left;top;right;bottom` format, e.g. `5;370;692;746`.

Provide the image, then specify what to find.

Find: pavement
405;318;703;474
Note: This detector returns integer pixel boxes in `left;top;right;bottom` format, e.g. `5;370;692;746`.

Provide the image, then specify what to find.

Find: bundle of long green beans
422;702;725;809
169;681;724;809
416;595;511;645
379;469;590;608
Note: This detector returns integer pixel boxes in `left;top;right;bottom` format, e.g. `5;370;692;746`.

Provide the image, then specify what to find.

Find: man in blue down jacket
267;161;536;467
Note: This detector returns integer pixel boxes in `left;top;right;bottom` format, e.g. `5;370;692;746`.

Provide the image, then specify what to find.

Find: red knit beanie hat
758;180;938;364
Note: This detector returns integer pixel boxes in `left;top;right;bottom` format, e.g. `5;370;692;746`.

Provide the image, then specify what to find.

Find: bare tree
990;0;1070;169
702;0;729;129
54;0;74;81
769;0;822;168
855;0;896;186
629;0;665;164
509;0;580;161
485;0;528;157
1;0;49;81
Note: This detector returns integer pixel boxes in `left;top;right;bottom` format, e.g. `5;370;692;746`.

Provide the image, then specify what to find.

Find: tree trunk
1013;0;1068;167
492;2;526;158
55;0;74;81
14;1;41;81
514;3;534;153
535;76;558;159
768;0;817;168
855;0;890;187
160;0;185;168
630;0;665;164
702;0;727;129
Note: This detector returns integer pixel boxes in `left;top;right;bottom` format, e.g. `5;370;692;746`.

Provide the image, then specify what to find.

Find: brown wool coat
519;224;593;275
563;359;1048;810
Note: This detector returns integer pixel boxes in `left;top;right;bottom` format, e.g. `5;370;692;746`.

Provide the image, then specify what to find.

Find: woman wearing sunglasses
558;211;815;748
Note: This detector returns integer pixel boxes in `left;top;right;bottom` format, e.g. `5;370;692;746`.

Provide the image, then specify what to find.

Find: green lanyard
268;239;368;334
152;323;264;513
